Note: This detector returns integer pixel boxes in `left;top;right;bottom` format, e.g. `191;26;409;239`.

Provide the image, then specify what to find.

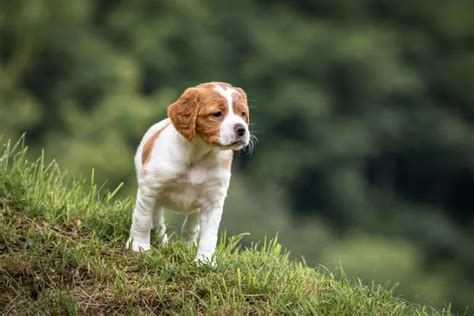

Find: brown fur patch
142;122;170;165
197;82;232;90
232;87;250;123
168;88;200;141
195;86;228;146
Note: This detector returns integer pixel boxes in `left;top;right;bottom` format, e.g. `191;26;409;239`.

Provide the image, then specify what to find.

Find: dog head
168;82;250;150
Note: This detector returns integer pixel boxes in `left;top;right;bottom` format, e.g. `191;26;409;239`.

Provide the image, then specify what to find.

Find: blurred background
1;0;473;311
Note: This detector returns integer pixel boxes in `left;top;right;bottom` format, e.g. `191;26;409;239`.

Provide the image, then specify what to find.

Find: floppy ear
235;87;250;123
168;88;200;141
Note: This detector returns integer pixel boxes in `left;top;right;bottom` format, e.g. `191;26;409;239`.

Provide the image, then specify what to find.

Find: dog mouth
219;140;248;150
230;140;246;146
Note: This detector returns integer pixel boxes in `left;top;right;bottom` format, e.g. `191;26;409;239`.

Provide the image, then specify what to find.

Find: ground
0;139;449;314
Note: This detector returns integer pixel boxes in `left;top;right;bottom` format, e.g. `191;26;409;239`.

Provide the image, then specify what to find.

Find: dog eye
212;111;222;117
241;112;247;118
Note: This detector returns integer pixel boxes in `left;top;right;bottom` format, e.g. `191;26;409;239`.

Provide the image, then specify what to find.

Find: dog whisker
243;132;258;155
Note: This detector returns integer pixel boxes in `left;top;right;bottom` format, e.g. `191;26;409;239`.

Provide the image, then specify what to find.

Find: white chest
158;165;228;213
186;166;209;185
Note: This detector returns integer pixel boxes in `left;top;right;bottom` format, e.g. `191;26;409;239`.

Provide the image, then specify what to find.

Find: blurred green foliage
1;0;473;311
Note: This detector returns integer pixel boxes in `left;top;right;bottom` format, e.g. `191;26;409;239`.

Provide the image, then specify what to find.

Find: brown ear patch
233;87;250;123
142;122;170;165
168;88;200;141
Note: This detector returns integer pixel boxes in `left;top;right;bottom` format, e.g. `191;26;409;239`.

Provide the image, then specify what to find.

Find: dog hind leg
153;205;168;244
182;209;200;246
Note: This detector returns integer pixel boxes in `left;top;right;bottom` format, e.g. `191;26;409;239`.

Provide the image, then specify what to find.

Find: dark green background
1;0;473;311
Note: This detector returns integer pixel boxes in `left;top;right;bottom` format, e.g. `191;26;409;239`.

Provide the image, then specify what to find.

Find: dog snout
234;123;246;137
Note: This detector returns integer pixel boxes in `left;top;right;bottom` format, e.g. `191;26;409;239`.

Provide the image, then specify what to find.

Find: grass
0;138;450;314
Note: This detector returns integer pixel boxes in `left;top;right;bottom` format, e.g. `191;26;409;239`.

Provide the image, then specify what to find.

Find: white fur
126;84;248;264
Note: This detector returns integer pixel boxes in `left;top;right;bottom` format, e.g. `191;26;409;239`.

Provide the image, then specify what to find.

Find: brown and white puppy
126;82;252;263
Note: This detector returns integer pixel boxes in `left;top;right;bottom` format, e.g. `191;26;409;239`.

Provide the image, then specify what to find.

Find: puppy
126;82;251;263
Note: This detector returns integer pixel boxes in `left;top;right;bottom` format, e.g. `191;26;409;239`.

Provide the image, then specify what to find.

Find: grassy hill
0;139;449;314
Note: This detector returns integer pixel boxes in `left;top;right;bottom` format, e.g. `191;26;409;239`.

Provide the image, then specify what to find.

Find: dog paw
160;234;169;245
195;254;217;268
126;237;150;252
183;238;197;247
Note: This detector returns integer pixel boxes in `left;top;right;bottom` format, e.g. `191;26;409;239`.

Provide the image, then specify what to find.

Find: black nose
234;123;246;137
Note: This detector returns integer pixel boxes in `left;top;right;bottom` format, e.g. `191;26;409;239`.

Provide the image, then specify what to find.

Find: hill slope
0;139;447;314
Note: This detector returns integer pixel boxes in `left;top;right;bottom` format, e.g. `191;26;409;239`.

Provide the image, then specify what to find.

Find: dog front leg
195;202;223;264
126;186;159;252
